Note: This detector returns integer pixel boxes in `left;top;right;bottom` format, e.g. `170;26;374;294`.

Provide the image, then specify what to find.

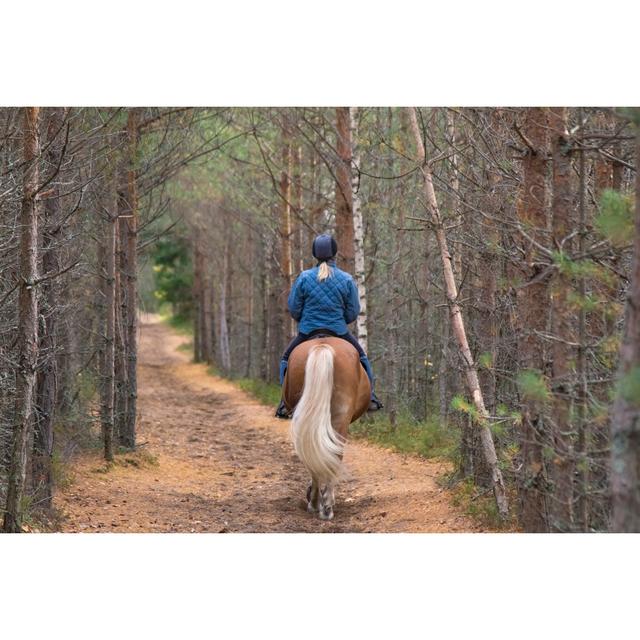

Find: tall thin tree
3;107;41;533
407;107;509;519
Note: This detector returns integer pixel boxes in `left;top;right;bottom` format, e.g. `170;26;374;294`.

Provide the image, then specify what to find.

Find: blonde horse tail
292;343;343;485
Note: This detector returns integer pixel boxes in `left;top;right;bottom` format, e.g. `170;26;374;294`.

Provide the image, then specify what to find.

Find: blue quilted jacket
287;260;360;336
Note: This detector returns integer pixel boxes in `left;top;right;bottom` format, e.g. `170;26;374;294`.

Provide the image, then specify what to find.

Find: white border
1;533;638;638
3;1;639;105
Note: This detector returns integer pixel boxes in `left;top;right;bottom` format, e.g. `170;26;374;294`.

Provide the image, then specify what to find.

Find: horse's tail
292;343;343;485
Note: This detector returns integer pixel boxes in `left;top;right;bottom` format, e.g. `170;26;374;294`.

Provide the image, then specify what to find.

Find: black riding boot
275;398;291;419
368;391;384;412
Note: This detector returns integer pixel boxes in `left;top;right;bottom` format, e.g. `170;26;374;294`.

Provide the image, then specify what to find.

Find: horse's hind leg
319;483;335;521
306;478;320;513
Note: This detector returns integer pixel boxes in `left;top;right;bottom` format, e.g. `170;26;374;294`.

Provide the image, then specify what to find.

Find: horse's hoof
319;507;334;521
307;501;317;513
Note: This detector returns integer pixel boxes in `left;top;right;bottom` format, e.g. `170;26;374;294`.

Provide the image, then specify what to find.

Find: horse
282;336;371;520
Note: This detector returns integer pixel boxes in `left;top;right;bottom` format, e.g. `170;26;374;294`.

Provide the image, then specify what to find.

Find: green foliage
517;370;550;404
51;450;75;491
236;378;282;407
615;107;640;126
489;420;507;438
597;335;621;370
595;189;634;248
450;394;481;421
496;403;522;425
450;478;514;530
567;290;599;313
349;412;458;461
616;366;640;407
163;312;193;337
553;251;615;287
152;237;193;321
478;352;493;369
176;341;194;353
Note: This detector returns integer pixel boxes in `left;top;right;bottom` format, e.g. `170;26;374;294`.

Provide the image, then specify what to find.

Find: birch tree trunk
350;107;368;352
3;107;41;533
610;122;640;532
407;107;508;519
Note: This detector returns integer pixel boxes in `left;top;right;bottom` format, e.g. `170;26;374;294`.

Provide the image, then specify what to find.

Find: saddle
305;328;339;341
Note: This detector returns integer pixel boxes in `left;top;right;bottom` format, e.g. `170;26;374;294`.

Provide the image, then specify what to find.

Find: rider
275;233;383;418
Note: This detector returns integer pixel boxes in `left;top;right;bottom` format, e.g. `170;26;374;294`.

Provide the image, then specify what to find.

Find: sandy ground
55;315;484;532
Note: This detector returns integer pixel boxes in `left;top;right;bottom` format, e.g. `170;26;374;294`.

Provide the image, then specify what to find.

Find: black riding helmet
312;234;338;261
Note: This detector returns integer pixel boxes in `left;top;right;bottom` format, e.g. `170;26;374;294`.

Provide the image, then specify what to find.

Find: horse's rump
283;337;370;423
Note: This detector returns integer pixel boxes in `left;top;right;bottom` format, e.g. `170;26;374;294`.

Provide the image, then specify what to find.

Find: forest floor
54;314;486;533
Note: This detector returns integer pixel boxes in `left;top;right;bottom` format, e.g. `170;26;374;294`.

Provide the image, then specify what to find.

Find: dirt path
55;315;484;532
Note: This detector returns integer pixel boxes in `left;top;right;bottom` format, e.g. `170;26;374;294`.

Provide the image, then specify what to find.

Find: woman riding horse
275;233;383;418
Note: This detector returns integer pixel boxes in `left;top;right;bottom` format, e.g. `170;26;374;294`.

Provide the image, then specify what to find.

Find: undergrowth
450;479;518;531
160;309;193;336
235;378;282;407
91;448;159;474
349;411;458;461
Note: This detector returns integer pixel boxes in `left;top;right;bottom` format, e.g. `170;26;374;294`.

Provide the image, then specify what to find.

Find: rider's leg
279;333;307;384
276;333;308;418
339;332;383;411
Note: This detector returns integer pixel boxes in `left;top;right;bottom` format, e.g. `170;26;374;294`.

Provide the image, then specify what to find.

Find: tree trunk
407;107;508;519
101;176;117;462
121;109;139;449
438;304;450;424
114;174;129;441
202;262;214;365
335;107;355;274
246;234;255;377
3;107;40;533
350;107;368;352
192;238;203;362
219;234;232;374
610;123;640;532
516;107;551;532
575;108;589;531
548;107;575;531
445;109;463;279
280;126;294;341
292;143;304;274
33;107;64;508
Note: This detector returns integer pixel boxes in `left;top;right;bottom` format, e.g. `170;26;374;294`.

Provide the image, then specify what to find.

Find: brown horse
282;337;370;520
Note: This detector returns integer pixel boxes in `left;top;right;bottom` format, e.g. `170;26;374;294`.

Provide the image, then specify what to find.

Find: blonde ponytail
317;261;332;282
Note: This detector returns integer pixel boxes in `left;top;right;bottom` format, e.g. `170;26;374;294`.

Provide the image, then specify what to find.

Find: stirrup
368;394;384;412
275;399;291;419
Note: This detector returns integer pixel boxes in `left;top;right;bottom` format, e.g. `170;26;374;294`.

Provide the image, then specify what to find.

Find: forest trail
55;315;484;533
